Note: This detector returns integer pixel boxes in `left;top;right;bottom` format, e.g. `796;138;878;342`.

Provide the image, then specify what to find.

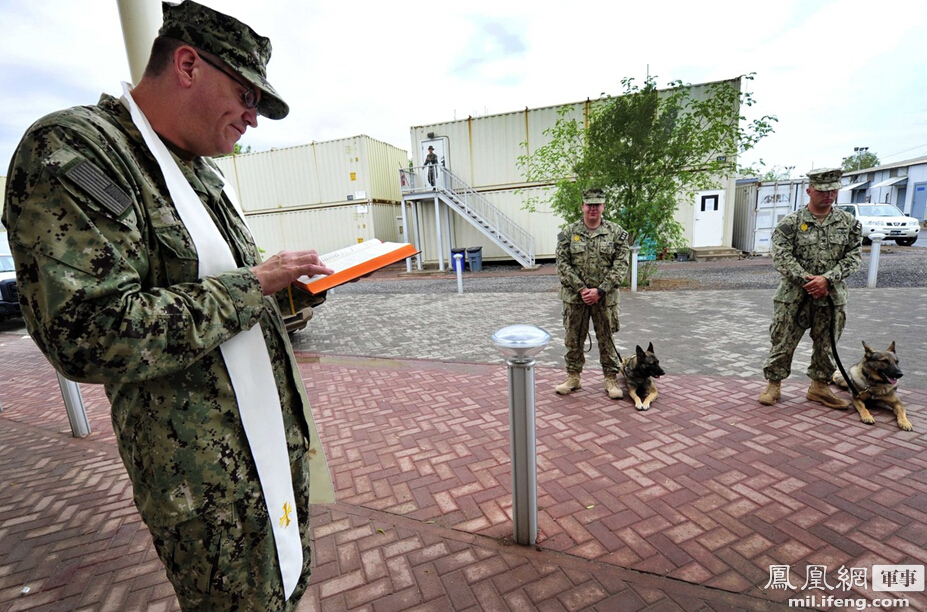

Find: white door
420;138;449;188
692;189;725;247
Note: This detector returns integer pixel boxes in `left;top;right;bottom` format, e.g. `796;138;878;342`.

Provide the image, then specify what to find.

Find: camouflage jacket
771;206;862;305
556;220;630;305
2;94;318;528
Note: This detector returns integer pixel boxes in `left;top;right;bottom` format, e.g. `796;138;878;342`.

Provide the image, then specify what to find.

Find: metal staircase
399;166;536;268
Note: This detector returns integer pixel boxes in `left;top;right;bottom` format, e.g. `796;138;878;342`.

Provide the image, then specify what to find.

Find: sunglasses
199;54;258;110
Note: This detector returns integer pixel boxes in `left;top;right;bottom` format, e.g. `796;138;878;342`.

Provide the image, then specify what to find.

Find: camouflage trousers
148;453;312;612
762;297;846;383
562;301;621;375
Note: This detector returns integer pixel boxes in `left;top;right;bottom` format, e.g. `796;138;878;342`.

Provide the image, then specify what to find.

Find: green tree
218;143;252;157
519;74;776;260
841;150;879;172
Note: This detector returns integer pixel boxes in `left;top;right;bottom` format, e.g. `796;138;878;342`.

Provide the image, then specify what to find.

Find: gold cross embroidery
279;501;293;528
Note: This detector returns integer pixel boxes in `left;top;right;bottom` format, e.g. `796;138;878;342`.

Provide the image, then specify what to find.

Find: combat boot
806;380;849;409
555;373;581;395
604;375;623;399
758;380;781;406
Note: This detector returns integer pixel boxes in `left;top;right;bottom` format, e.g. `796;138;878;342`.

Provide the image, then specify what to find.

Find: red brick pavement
2;332;926;611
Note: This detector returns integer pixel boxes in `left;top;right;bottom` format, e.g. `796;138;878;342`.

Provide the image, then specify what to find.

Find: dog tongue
886;376;897;384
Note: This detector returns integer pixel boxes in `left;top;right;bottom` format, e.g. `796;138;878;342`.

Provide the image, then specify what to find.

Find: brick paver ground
2;326;925;611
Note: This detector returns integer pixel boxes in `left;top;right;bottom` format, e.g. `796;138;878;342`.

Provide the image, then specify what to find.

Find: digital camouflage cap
159;0;289;120
807;168;842;191
582;188;606;205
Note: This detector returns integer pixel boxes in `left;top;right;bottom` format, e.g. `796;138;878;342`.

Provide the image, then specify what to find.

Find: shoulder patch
780;223;795;236
64;160;132;216
855;220;862;231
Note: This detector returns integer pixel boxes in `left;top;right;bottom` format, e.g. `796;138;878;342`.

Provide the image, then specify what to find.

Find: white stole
121;82;322;600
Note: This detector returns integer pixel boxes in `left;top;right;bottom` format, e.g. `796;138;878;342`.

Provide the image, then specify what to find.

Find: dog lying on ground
618;342;665;411
831;341;913;431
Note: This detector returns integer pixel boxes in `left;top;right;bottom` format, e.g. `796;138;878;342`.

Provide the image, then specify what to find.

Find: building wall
409;79;744;258
245;203;401;257
213;135;408;214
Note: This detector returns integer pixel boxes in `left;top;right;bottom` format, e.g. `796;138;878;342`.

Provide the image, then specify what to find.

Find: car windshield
858;204;905;217
0;255;14;273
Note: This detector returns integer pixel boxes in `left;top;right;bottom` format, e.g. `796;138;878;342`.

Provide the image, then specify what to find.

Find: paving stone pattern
2;281;926;611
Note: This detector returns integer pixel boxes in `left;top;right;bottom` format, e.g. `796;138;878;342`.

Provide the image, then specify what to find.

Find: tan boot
604;376;623;399
555;373;581;395
806;379;849;409
759;380;781;406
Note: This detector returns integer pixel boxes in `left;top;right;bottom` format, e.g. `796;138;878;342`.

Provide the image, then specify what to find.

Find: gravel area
330;245;927;295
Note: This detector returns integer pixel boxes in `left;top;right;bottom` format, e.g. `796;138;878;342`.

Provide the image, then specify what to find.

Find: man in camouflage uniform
759;168;862;408
2;2;331;611
555;188;630;398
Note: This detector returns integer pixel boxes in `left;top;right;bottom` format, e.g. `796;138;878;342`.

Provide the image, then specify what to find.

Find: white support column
434;196;445;271
400;201;412;272
867;233;885;289
412;201;423;270
116;0;162;85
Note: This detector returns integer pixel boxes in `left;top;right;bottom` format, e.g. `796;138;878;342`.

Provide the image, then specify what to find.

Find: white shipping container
214;135;408;213
245;203;402;257
410;79;740;193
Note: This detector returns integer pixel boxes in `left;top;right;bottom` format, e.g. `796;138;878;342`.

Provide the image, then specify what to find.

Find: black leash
826;294;859;397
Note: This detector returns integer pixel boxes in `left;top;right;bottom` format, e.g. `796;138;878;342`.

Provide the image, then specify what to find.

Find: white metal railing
398;165;536;267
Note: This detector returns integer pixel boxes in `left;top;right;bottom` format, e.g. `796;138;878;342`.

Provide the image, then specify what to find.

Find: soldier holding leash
555;188;631;399
759;168;863;408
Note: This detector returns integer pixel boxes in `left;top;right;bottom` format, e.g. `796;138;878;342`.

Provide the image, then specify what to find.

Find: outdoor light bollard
454;253;464;294
491;324;551;546
630;245;642;292
57;371;91;438
867;232;885;289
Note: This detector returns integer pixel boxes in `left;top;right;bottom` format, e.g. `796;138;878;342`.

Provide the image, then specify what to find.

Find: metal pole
400;200;411;273
412;201;423;271
867;232;885;289
454;253;464;294
630;245;641;292
434;196;445;271
115;0;162;85
491;324;549;547
507;357;538;545
57;372;91;438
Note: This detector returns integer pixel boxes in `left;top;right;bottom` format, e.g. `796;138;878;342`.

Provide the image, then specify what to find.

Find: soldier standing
424;145;439;186
759;168;862;408
3;2;334;610
555;188;631;398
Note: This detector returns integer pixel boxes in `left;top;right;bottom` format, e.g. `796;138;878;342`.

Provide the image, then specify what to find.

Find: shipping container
213;135;408;213
732;178;806;254
407;79;744;264
245;202;403;257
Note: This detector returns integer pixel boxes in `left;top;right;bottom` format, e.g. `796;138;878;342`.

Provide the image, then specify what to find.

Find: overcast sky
1;0;925;180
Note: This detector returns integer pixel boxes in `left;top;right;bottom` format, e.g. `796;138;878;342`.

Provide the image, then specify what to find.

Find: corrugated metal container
732;179;758;252
733;179;805;254
412;186;563;264
245;202;401;256
0;176;6;217
213;135;408;213
409;79;739;194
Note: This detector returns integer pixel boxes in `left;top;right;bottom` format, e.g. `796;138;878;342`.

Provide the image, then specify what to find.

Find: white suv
838;203;920;246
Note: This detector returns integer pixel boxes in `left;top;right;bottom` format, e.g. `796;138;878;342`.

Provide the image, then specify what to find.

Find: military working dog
618;343;665;411
832;341;912;431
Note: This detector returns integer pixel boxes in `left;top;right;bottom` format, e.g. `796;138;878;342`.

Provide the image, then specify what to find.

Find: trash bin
451;248;466;272
466;246;483;272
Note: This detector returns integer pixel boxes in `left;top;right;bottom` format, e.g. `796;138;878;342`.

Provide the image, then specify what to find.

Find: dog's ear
887;341;896;353
862;341;874;355
636;345;646;357
647;341;655;353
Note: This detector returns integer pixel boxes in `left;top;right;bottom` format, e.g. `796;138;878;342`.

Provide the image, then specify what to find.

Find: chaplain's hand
252;250;334;296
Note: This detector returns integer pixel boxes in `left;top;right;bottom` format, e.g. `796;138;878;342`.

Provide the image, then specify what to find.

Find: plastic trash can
451;248;466;272
466;246;483;272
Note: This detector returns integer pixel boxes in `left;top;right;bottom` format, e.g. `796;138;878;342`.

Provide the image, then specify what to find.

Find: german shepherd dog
832;341;912;431
618;342;665;411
